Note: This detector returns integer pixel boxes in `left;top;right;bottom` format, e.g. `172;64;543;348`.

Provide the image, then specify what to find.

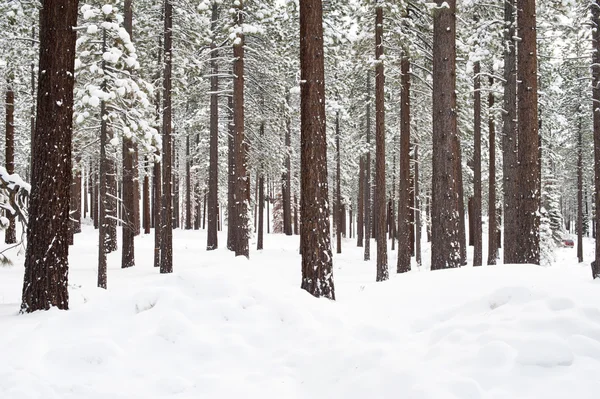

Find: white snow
0;225;599;398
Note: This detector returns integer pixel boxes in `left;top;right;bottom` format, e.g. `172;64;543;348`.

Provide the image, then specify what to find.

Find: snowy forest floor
1;222;600;399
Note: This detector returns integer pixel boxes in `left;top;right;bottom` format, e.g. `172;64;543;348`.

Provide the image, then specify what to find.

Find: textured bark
357;155;364;247
232;4;249;258
283;95;293;236
577;115;584;263
336;111;342;254
473;61;483;266
160;0;173;273
488;76;498;265
207;1;219;249
374;4;388;281
21;0;79;312
397;56;411;273
185;136;192;230
364;72;372;262
121;0;135;268
299;0;335;299
516;0;540;264
431;0;461;270
257;114;265;250
92;165;99;229
257;177;264;250
73;165;81;234
503;0;519;264
83;165;89;219
143;158;151;234
593;0;600;272
4;85;16;244
227;93;235;250
414;143;422;266
293;195;299;235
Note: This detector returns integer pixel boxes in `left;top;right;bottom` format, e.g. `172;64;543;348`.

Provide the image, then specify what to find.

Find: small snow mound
546;297;575;311
487;286;535;310
476;340;515;368
515;336;574;367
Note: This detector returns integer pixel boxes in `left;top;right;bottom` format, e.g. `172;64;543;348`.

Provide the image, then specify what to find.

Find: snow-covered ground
1;223;599;398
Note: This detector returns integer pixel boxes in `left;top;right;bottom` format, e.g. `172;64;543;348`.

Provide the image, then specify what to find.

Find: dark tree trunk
207;1;219;249
227;89;236;250
503;0;519;264
258;177;264;250
299;0;335;299
160;0;174;274
473;63;483;266
431;0;462;270
73;165;81;234
232;3;249;258
93;165;99;229
98;98;109;287
257;114;265;250
185;135;192;230
488;76;498;265
143;158;151;234
375;3;388;281
577;115;584;263
173;147;180;229
516;0;540;264
121;0;136;268
414;143;422;266
397;55;411;273
283;94;293;236
4;84;16;244
468;197;474;246
357;155;364;247
364;72;372;262
21;0;79;311
202;189;207;229
594;0;600;273
153;155;161;267
293;195;299;235
336;111;342;254
83;165;89;219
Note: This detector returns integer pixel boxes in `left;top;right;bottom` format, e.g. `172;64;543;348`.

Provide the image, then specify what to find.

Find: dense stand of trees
4;0;600;312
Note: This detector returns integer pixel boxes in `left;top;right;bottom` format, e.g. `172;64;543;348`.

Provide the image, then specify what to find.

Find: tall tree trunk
22;0;79;311
577;114;584;263
503;0;519;264
431;0;461;270
257;113;265;250
207;1;219;250
414;142;422;266
160;0;173;274
593;0;600;277
121;0;136;268
185;135;192;229
227;93;236;250
283;94;293;235
516;0;540;264
73;164;82;233
143;158;151;234
93;165;99;229
336;111;342;254
397;55;411;273
473;61;483;266
488;76;498;265
83;165;89;219
4;84;16;244
357;155;364;247
299;0;335;299
232;3;249;258
293;195;299;235
98;98;109;287
364;72;372;262
375;2;388;281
